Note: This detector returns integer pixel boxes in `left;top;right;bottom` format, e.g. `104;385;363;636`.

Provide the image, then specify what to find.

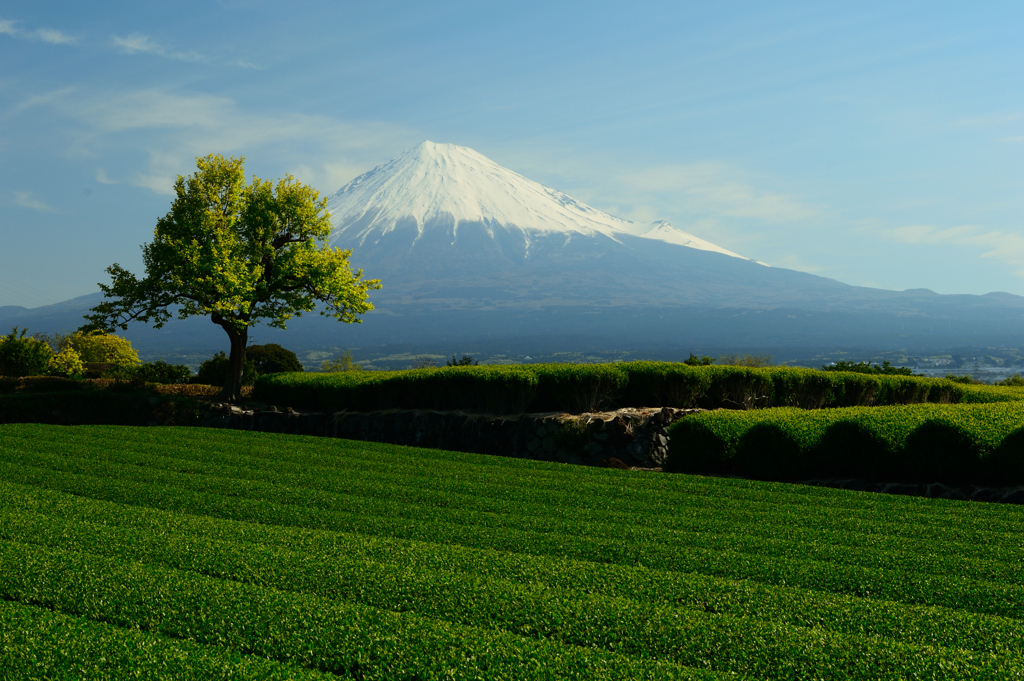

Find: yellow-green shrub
69;331;141;366
46;346;85;378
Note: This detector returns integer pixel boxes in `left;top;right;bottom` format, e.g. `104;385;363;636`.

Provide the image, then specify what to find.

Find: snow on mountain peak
326;141;752;262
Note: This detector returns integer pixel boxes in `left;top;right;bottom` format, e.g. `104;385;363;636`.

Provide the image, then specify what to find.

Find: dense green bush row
6;425;1024;677
255;360;1002;414
667;401;1024;484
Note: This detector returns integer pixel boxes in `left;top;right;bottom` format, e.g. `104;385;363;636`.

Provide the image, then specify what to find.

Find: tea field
2;424;1024;679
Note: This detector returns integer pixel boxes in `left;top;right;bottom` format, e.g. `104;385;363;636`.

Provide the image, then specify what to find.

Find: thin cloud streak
883;224;1024;277
95;168;117;185
13;191;57;213
27;87;419;195
0;17;78;45
622;163;820;223
111;34;204;62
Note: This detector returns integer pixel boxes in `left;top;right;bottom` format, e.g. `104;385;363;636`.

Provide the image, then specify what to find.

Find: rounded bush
46;346;85;379
817;421;892;480
0;327;53;377
735;422;803;481
70;331;140;366
904;420;980;482
246;343;303;375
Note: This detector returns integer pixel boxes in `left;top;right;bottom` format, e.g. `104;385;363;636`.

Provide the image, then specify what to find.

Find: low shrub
105;361;193;385
45;346;85;379
0;328;53;377
69;330;140;366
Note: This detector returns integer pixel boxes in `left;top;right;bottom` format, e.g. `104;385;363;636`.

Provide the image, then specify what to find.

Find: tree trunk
220;325;248;403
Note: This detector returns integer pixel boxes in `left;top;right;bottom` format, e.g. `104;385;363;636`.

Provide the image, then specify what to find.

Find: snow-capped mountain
326;141;750;262
299;141;1024;353
7;141;1024;357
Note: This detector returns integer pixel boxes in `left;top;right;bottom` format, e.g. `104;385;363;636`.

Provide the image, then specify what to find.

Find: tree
0;327;53;377
683;353;715;366
86;154;381;401
246;343;304;374
69;330;141;366
447;354;478;366
822;360;916;376
321;349;361;372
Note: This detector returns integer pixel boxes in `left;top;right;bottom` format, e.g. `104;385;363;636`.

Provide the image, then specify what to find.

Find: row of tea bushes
667;401;1024;484
254;361;1001;414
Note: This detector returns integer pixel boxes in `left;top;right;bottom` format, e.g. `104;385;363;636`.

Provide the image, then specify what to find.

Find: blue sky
1;0;1022;308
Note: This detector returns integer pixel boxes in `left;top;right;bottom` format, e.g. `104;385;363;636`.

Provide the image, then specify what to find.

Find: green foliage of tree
447;354;478;367
321;349;361;372
823;360;917;376
0;327;54;377
69;330;140;366
104;361;193;385
996;373;1024;387
193;351;258;387
683;353;715;366
246;343;303;375
945;373;982;385
86;154;381;401
46;346;85;379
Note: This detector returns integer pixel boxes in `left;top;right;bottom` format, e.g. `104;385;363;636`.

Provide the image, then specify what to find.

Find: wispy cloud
14;191;57;213
622;163;820;223
95;168;117;185
954;113;1022;128
1002;136;1024;144
0;17;78;45
34;28;77;45
111;33;204;62
25;87;417;195
882;224;1024;277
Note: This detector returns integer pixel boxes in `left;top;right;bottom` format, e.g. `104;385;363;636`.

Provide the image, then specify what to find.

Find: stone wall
200;403;698;468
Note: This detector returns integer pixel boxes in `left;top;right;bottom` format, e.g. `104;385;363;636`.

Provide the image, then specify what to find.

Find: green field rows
3;424;1024;678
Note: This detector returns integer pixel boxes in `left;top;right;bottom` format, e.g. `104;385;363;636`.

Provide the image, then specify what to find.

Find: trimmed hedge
667;401;1024;484
255;361;996;414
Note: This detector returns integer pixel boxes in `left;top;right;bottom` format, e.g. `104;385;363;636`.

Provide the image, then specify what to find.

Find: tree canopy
87;154;381;400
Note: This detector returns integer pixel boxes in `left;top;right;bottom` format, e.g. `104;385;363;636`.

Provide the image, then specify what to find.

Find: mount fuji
323;141;853;310
5;141;1024;362
313;141;1024;353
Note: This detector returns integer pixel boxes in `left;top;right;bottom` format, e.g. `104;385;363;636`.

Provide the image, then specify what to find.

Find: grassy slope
2;424;1024;679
